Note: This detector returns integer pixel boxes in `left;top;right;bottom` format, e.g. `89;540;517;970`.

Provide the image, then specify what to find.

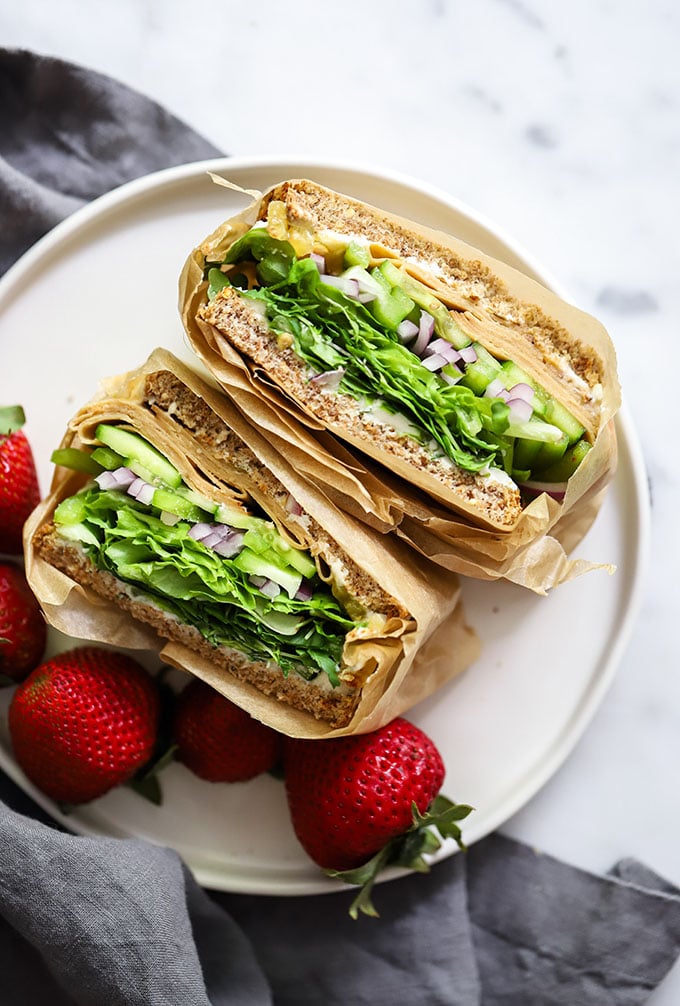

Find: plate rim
0;155;651;895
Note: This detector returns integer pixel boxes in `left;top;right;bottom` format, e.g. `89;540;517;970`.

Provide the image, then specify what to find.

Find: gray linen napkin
1;46;679;1006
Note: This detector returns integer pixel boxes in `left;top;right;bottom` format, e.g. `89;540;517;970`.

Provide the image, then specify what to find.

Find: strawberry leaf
128;772;163;806
327;794;474;919
126;671;179;806
127;742;178;806
0;405;26;438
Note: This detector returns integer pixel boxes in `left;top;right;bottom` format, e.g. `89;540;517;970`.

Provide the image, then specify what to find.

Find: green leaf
51;447;104;476
128;772;164;806
239;270;503;474
327;795;474;919
53;486;350;684
207;267;232;300
0;405;26;437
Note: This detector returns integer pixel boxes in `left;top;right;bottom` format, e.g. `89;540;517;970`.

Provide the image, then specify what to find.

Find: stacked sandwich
27;178;620;736
25;350;478;737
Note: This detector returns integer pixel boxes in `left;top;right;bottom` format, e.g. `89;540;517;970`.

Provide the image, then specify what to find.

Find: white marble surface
3;0;680;998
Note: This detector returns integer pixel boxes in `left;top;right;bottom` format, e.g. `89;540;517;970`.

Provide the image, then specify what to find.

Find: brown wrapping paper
178;177;621;594
24;349;480;739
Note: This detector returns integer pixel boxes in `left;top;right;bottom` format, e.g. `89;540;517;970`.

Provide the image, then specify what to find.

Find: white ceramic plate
0;158;649;894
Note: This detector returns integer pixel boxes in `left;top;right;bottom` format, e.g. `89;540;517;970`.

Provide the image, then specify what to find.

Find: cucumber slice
366;279;415;330
544;399;585;446
378;260;470;348
279;545;317;578
343;241;370;269
95;424;182;488
506;418;565;444
460;343;502;395
253;606;304;636
531;433;569;472
234;548;303;599
127;459;159;485
499;361;584;444
176;485;219;515
51;448;103;476
214;503;260;530
91;446;125;471
152;488;210;522
256;541;316;579
538;438;591;481
512;436;542;472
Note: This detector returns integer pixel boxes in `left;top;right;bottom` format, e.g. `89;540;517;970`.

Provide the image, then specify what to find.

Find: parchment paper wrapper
178;178;621;595
24;349;480;739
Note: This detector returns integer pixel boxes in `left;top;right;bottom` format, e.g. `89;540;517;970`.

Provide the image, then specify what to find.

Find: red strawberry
0;406;41;555
172;678;283;782
0;562;47;682
9;646;161;805
284;717;473;917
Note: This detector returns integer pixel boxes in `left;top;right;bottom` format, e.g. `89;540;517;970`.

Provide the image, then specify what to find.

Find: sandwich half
27;350;476;735
183;179;619;534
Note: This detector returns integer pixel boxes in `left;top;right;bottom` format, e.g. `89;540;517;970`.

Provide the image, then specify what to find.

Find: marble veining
2;1;679;999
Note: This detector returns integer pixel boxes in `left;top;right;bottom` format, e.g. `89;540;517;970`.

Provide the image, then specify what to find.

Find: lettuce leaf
56;488;353;685
222;244;509;473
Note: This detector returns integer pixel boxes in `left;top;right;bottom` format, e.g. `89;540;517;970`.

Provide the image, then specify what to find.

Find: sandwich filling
203;202;593;501
49;423;359;688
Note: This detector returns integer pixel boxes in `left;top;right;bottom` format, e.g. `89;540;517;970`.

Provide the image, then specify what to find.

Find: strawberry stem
326;795;474;919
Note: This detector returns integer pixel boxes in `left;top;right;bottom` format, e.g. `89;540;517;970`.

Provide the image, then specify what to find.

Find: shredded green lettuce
55;487;353;685
212;233;511;474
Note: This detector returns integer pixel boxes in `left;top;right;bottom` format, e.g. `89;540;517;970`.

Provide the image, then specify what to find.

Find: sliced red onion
127;477;155;503
108;466;137;488
421;352;451;372
411;312;435;357
484;378;510;401
202;530;227;549
95;471;120;490
320;275;360;298
458;345;478;365
507;398;534;424
356;291;377;303
137;483;155;505
295;582;313;602
423;338;460;362
310;253;326;273
285;493;304;516
518;480;567;501
397;319;419;343
249;574;281;598
213;532;245;557
508;382;535;405
309;368;345;392
188;522;214;541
